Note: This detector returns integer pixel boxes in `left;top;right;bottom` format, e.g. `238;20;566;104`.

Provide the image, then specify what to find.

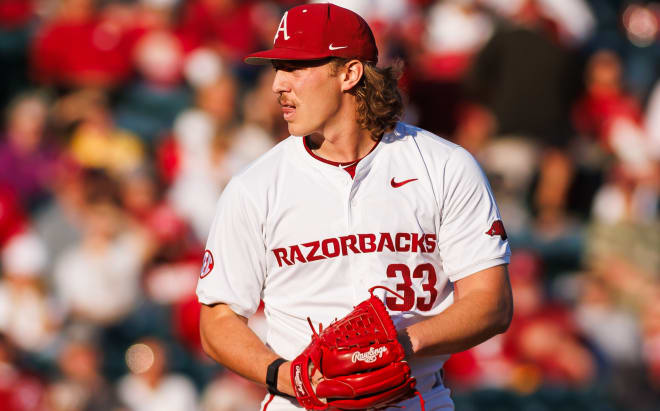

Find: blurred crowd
0;0;658;410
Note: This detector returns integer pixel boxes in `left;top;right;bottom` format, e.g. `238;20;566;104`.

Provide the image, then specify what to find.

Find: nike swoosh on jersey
329;44;348;50
390;178;418;188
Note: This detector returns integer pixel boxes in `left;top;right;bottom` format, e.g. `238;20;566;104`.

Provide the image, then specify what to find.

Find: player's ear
340;59;364;92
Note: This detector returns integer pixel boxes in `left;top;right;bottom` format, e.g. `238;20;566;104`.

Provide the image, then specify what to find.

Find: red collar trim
302;135;380;167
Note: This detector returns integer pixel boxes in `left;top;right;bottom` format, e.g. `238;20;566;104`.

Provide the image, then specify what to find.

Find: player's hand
310;368;324;388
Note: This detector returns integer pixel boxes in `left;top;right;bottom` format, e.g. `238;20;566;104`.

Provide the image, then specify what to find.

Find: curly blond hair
330;59;403;141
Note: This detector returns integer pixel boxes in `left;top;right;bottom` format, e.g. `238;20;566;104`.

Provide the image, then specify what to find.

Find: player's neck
307;100;376;162
307;127;376;163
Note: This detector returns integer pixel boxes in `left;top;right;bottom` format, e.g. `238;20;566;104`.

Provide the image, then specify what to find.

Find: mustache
278;97;295;106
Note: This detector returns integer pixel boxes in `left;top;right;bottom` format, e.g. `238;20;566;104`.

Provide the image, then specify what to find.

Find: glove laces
306;317;323;337
368;285;406;300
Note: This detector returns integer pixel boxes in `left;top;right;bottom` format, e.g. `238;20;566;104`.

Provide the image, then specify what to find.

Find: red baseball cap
244;3;378;65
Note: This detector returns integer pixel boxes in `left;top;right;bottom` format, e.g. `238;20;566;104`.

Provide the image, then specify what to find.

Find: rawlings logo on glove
351;346;388;363
290;286;424;410
293;364;306;397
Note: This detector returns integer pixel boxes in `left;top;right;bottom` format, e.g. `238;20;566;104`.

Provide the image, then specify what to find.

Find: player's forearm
199;303;295;396
404;265;513;357
404;290;511;356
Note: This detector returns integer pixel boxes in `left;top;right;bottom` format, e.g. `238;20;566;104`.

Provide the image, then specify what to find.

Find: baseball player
197;3;512;410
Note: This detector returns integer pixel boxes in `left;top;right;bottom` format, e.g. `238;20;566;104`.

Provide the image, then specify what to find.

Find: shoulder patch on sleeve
200;249;215;278
485;220;508;241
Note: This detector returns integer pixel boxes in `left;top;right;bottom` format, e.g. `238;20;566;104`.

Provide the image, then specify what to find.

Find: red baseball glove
290;286;421;410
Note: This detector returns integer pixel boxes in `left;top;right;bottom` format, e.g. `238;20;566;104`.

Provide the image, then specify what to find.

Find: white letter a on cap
274;11;291;43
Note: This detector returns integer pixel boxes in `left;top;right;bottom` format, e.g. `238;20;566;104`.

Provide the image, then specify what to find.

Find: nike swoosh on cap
329;44;348;50
390;178;418;188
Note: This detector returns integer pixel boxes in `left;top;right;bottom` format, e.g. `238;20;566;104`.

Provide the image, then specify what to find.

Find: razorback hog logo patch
485;220;507;241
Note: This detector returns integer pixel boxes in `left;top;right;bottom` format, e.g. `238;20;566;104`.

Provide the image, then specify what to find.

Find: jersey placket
345;173;356;226
346;165;371;301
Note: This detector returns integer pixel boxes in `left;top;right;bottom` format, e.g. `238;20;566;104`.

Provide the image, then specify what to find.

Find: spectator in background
128;0;196;53
0;0;37;110
30;0;135;89
480;0;595;47
641;284;660;390
180;0;266;64
0;183;27;249
0;91;61;211
0;334;47;411
0;231;59;355
121;167;204;357
165;72;249;240
33;164;85;274
64;89;145;176
119;165;188;246
585;220;659;309
573;50;644;156
419;0;494;81
503;251;597;390
515;148;584;277
445;249;597;393
53;172;148;326
45;328;121;411
465;0;578;146
0;0;35;37
451;102;496;157
114;0;193;145
230;68;283;173
194;74;240;136
311;0;414;28
590;162;659;225
240;68;289;143
574;274;642;370
200;371;265;411
581;165;660;407
452;102;539;237
117;337;199;411
164;108;224;241
462;0;592;278
643;72;660;161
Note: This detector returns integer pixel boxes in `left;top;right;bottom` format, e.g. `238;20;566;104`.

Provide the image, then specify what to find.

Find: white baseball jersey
197;122;510;410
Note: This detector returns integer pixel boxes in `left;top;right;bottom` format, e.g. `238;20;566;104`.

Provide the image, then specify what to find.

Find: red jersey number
385;263;438;312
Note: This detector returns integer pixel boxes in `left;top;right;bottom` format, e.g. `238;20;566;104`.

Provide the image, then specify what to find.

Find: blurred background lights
125;343;155;374
623;4;659;47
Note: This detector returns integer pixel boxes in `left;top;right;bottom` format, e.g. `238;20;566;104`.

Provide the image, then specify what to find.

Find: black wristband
266;358;293;398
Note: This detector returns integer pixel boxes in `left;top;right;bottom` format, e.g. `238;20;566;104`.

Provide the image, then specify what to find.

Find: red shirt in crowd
0;184;27;248
179;0;261;62
572;88;643;150
0;0;33;28
31;15;135;88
